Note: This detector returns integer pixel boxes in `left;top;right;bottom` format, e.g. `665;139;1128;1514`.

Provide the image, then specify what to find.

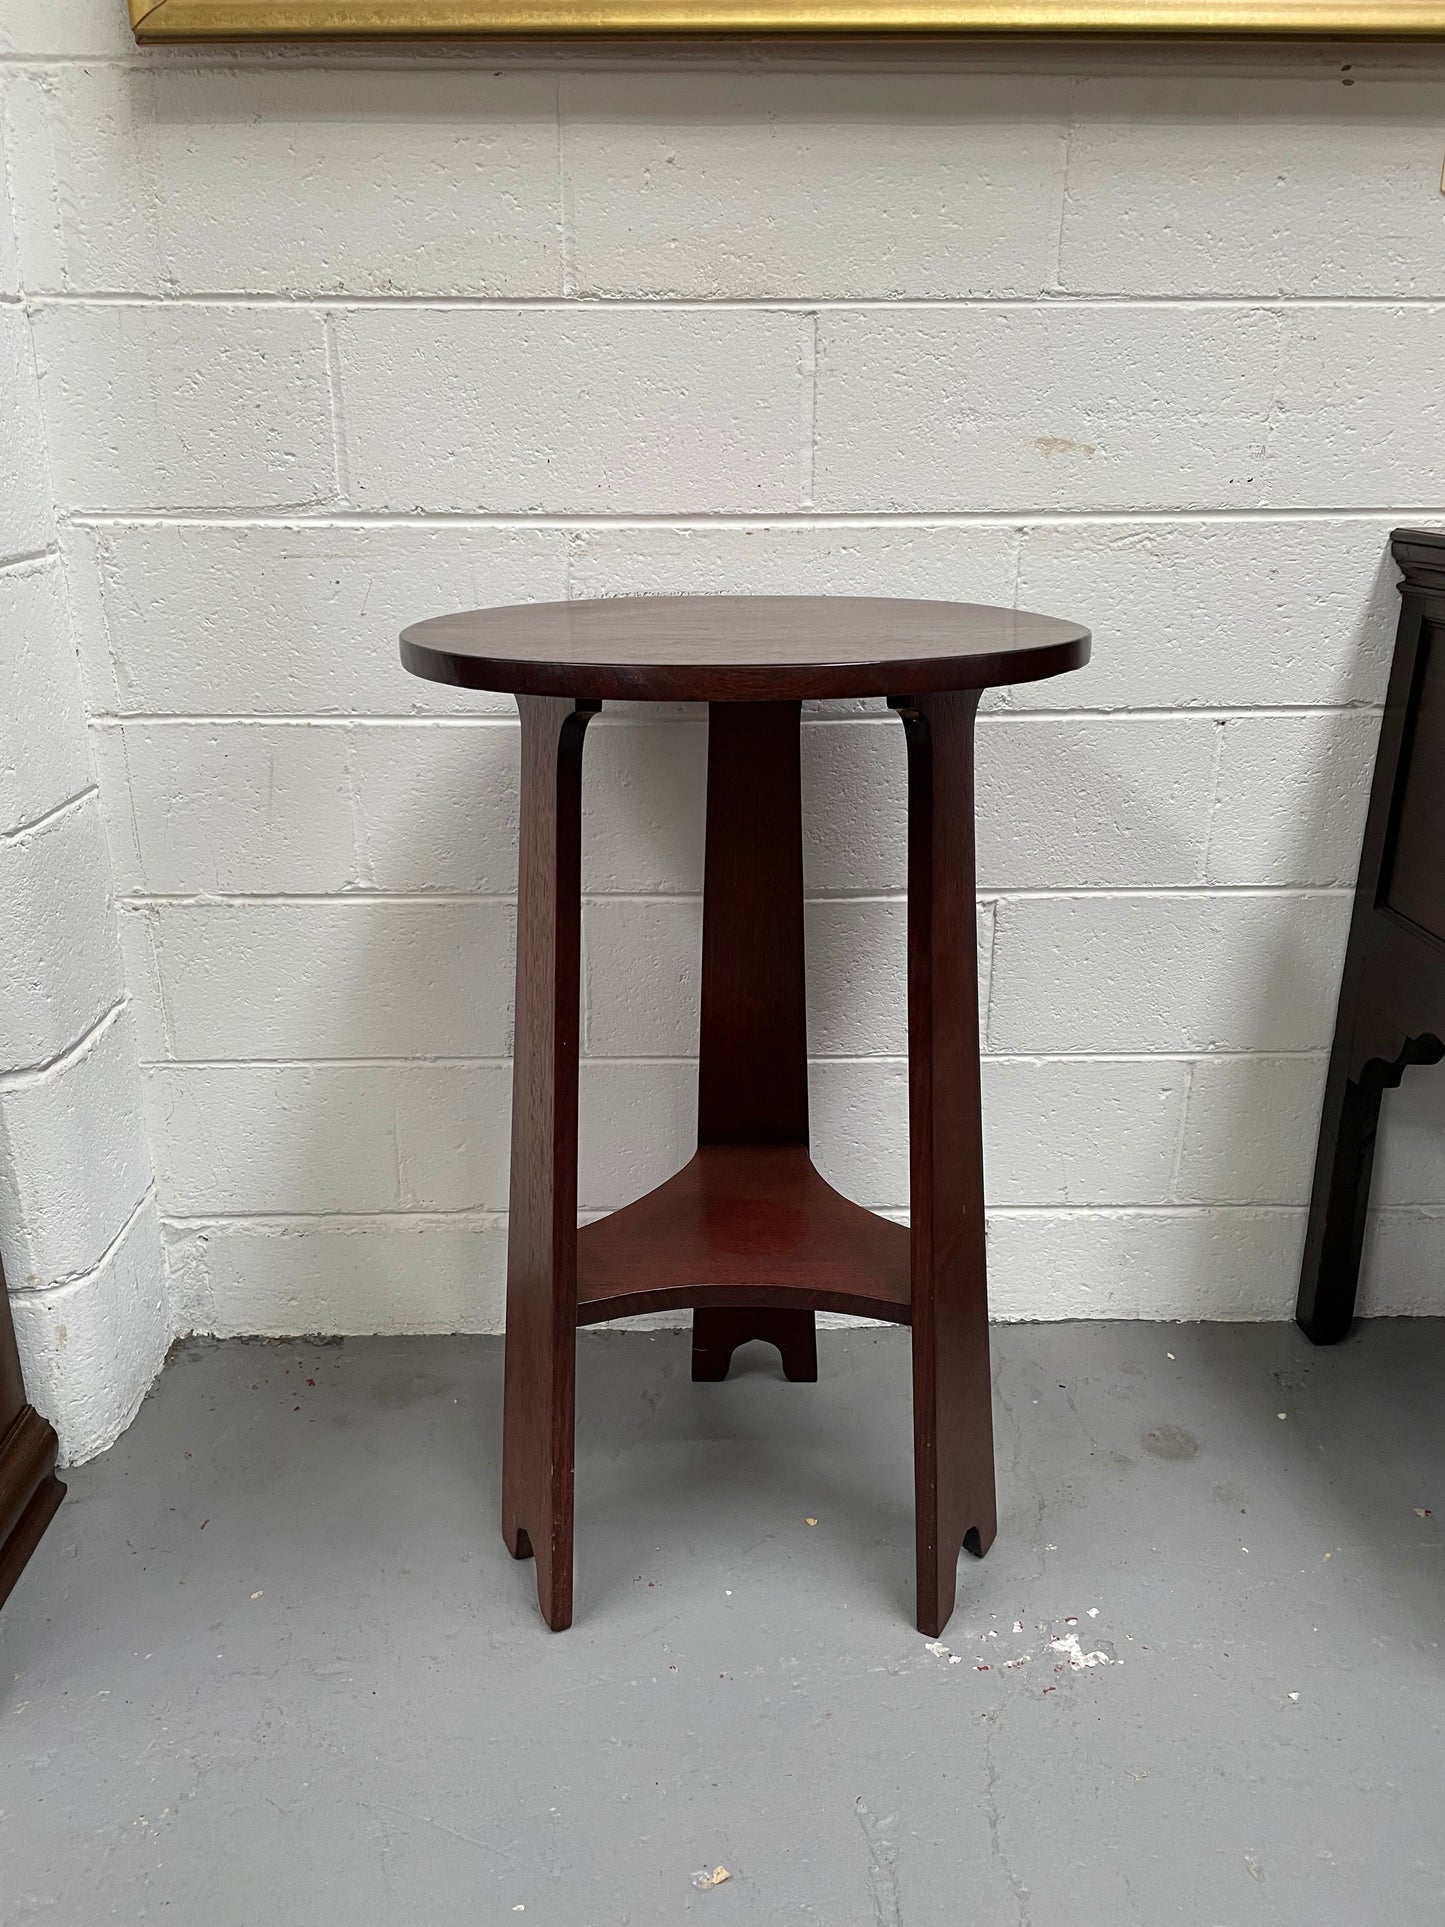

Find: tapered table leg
690;701;816;1383
501;695;597;1630
1296;1048;1383;1346
892;691;995;1640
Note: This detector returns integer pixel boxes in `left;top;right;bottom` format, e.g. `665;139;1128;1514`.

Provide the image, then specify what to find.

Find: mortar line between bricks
341;724;371;890
0;544;59;573
26;291;1445;310
113;885;1355;904
321;312;352;508
982;894;1002;1055
4;1185;155;1297
89;527;140;712
145;906;179;1060
0;998;128;1088
1199;714;1230;886
86;705;1385;724
136;1049;1330;1069
799;310;818;509
1047;75;1075;298
556;73;574;299
1167;1060;1197;1205
159;1209;516;1229
112;726;150;925
1005;520;1025;630
0;784;99;844
579;842;594;1057
61;507;1445;528
153;1203;1314;1227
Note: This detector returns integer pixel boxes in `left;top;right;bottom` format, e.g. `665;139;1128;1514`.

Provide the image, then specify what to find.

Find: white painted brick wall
986;1207;1309;1322
4;67;563;298
814;306;1286;513
0;308;52;559
0;225;166;1458
0;1005;153;1285
1206;711;1379;887
988;894;1352;1055
131;900;516;1060
333;308;810;513
564;73;1071;298
1172;1055;1328;1207
0;797;131;1068
93;723;360;897
0;130;16;300
4;17;1444;1354
162;1212;509;1338
572;523;1020;607
1056;79;1445;298
32;304;336;513
0;0;132;58
64;524;560;717
10;1193;168;1462
0;558;90;826
1009;520;1399;711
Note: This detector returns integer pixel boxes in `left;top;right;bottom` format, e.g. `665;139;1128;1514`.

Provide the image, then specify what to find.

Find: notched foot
963;1518;996;1560
691;1344;735;1383
691;1308;818;1383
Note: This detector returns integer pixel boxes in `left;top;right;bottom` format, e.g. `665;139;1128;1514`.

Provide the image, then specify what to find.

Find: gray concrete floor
3;1323;1444;1925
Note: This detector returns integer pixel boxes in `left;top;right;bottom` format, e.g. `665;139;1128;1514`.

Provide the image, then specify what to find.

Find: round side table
401;596;1090;1637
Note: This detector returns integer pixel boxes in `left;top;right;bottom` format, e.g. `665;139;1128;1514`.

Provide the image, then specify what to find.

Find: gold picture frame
127;0;1445;39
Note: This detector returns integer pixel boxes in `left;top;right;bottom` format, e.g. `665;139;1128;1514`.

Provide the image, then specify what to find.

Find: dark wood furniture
1298;530;1445;1343
402;595;1090;1635
0;1249;64;1608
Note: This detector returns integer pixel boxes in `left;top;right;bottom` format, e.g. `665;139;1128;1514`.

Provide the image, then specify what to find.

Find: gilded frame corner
125;0;1445;39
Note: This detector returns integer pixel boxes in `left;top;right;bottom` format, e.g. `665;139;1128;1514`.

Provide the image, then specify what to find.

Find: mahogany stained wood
1379;608;1445;944
577;1145;911;1325
691;1307;818;1384
402;595;1088;704
697;702;809;1146
1297;530;1445;1343
500;695;596;1631
0;1249;64;1612
893;692;996;1638
401;593;1091;1637
691;700;816;1378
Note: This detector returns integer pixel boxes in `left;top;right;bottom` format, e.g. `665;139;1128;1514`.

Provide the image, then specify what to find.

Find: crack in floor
854;1796;903;1927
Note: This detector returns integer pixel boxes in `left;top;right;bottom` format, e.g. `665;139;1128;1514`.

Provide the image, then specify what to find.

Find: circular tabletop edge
400;597;1090;702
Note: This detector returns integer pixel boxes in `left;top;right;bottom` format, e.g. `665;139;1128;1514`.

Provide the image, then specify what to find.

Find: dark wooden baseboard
0;1404;65;1609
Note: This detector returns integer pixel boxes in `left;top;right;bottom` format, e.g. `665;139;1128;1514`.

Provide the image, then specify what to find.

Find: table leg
0;1256;65;1610
501;694;597;1631
691;700;815;1382
1296;1049;1382;1345
1297;1018;1443;1344
891;691;995;1640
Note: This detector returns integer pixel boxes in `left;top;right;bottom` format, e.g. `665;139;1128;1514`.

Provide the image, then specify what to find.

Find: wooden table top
401;595;1089;703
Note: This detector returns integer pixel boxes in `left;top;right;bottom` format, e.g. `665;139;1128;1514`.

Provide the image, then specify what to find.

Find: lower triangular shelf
577;1143;911;1326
